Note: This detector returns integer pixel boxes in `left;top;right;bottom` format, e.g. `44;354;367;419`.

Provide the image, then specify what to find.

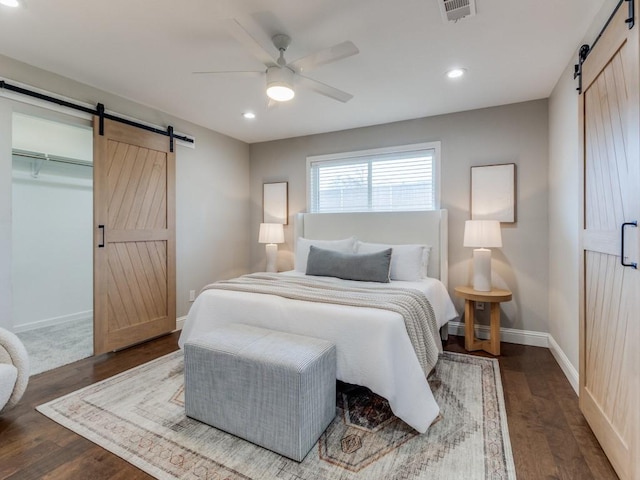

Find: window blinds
309;148;435;213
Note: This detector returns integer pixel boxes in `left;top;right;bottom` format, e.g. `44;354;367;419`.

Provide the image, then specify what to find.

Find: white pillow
356;241;431;281
295;236;357;273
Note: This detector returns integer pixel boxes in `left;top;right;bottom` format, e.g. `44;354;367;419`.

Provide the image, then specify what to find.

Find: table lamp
259;223;284;272
463;220;502;291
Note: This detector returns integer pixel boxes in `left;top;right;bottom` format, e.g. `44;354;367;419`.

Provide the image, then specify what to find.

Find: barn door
93;118;176;354
579;2;640;479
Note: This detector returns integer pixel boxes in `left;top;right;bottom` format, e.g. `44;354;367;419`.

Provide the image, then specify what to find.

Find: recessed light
446;68;466;79
242;112;256;119
0;0;20;6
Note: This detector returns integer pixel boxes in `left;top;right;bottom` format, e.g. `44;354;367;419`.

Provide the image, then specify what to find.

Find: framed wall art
471;163;516;223
263;181;288;225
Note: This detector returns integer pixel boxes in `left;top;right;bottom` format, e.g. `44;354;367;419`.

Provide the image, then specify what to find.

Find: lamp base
472;248;492;291
265;243;278;273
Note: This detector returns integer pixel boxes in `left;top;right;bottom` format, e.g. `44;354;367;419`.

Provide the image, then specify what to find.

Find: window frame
306;141;441;213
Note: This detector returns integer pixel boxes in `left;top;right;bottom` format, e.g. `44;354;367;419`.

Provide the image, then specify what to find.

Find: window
307;142;440;213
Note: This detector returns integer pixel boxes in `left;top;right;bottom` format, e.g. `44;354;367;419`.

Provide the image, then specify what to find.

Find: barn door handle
626;0;635;29
98;225;105;248
621;221;638;269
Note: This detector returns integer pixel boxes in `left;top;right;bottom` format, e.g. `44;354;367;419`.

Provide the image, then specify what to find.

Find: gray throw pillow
306;245;392;283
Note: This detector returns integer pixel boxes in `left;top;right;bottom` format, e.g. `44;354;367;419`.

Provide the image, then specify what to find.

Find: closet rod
13;149;93;168
0;80;194;149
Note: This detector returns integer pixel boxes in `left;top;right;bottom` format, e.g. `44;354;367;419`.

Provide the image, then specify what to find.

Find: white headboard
294;210;448;286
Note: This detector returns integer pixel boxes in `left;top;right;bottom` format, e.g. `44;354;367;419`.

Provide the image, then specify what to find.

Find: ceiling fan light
266;85;295;102
266;66;295;102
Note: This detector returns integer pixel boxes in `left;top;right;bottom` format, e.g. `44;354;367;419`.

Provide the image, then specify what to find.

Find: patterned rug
37;351;516;479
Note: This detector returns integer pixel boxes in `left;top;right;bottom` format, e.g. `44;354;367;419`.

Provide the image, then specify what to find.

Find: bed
179;210;459;433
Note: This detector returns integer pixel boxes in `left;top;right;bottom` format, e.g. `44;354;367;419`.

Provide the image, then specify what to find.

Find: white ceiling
0;0;607;143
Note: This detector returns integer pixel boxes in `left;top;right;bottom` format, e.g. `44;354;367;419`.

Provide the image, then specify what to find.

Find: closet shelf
12;148;93;178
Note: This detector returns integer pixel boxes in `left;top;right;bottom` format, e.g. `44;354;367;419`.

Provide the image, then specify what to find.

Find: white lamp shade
463;220;502;248
259;223;284;244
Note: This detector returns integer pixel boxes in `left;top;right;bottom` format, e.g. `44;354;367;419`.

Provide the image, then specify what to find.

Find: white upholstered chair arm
0;327;30;412
0;363;18;412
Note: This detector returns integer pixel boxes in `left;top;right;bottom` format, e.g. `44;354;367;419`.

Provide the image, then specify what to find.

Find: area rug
37;350;516;480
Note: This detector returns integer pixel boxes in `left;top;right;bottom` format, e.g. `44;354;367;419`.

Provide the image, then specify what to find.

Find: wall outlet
189;290;196;302
476;302;485;311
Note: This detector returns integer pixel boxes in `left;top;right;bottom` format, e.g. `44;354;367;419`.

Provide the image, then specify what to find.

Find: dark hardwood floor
0;333;618;479
444;337;618;480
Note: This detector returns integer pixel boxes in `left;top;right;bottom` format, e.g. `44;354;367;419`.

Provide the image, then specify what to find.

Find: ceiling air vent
439;0;476;23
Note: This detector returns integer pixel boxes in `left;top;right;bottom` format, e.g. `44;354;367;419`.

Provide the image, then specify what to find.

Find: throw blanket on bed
201;273;442;376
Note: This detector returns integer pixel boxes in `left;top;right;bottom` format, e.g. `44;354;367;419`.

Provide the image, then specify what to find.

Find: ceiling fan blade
290;41;359;73
192;70;264;77
225;18;277;67
296;75;353;103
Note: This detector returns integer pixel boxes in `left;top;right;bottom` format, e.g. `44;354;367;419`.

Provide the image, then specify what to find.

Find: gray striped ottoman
184;324;336;462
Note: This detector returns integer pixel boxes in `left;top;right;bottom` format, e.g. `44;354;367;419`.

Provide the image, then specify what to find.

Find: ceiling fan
195;19;359;104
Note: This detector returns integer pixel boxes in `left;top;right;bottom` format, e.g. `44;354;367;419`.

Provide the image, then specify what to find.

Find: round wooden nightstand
454;286;512;356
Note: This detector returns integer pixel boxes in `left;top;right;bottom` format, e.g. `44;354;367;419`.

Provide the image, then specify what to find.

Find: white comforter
178;271;459;433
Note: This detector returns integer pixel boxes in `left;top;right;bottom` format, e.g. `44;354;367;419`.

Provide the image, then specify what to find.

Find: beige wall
547;0;620;378
548;63;581;372
0;54;251;330
250;99;550;334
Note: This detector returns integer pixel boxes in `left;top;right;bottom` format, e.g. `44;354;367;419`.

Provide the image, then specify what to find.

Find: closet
11;107;177;367
11;112;94;374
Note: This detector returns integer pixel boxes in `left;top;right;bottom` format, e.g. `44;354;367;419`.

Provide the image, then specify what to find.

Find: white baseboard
447;321;580;395
13;310;93;333
174;316;187;332
548;335;579;394
447;321;549;348
16;313;186;335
